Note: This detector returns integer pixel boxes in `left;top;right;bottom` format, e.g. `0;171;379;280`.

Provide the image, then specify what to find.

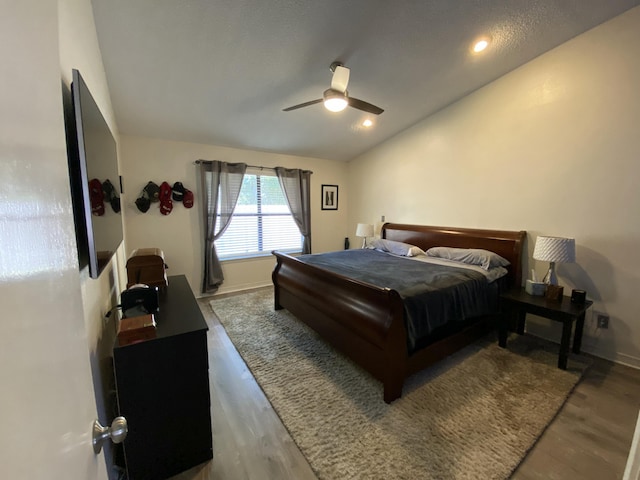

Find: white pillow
369;239;425;257
426;247;510;270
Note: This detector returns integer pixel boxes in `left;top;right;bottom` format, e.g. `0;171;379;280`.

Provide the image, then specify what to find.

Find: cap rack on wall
133;181;194;214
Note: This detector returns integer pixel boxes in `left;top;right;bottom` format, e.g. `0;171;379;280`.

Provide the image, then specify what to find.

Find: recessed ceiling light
362;119;373;127
472;37;491;53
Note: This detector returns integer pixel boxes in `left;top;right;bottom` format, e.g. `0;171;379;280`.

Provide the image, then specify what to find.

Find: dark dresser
113;275;212;479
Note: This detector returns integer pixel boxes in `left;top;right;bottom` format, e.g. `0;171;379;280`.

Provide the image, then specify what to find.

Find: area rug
209;289;590;480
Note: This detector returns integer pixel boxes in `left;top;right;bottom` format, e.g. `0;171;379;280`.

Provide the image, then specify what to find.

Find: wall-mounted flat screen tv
68;69;123;278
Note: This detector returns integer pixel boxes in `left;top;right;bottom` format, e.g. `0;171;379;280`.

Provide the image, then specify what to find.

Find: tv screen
68;69;123;278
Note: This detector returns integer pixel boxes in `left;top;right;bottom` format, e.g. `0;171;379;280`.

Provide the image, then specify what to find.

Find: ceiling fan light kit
283;62;384;116
323;89;348;112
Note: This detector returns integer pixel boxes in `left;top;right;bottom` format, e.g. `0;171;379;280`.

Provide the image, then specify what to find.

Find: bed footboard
272;251;407;402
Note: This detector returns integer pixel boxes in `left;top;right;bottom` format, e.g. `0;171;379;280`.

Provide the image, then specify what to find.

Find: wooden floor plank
168;294;640;480
170;295;317;480
512;359;640;480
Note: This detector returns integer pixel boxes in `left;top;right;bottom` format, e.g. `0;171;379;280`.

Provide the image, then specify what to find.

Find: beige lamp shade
355;223;374;238
355;223;374;248
533;236;576;263
533;236;575;284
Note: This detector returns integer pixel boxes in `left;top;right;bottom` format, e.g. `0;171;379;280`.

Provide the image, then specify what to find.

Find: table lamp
355;223;374;248
533;236;575;285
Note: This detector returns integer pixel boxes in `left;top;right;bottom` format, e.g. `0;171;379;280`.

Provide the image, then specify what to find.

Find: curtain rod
194;160;312;173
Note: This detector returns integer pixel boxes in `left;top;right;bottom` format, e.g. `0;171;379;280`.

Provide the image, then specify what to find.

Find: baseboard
525;326;640;370
198;280;272;298
581;345;640;369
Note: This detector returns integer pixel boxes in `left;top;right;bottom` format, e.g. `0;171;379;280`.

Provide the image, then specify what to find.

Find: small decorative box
545;284;564;302
117;314;157;346
525;279;546;296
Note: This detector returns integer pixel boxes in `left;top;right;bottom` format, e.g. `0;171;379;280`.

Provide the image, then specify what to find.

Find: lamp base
543;262;558;285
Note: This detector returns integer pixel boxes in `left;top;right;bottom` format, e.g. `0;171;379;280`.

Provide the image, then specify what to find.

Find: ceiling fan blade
282;98;323;112
348;97;384;115
331;65;350;93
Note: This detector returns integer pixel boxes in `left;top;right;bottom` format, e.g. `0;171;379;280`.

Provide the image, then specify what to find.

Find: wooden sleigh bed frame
272;223;526;403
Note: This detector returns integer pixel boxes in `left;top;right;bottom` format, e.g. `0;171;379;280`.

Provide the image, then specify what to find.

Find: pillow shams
426;246;510;270
369;239;425;257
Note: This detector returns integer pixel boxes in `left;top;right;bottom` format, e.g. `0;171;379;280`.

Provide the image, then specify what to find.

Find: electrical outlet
596;313;609;329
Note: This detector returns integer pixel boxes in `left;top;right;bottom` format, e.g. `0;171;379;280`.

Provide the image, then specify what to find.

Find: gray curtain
275;167;312;254
199;160;247;293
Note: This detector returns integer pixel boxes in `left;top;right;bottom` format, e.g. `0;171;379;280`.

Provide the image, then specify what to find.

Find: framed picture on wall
321;184;338;210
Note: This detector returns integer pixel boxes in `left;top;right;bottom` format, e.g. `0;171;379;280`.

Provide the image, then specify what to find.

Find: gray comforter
297;249;496;353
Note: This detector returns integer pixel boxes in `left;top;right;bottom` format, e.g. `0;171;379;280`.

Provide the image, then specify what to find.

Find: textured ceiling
91;0;639;161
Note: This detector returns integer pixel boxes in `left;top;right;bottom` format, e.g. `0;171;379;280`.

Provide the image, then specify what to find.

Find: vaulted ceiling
91;0;639;161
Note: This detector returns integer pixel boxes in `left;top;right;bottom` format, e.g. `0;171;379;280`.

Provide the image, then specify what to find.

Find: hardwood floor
169;293;316;480
170;293;640;480
512;358;640;480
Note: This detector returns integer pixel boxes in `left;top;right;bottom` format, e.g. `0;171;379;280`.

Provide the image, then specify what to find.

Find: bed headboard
382;223;526;287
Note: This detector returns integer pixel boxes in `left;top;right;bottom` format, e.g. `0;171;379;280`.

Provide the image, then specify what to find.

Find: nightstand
498;288;593;369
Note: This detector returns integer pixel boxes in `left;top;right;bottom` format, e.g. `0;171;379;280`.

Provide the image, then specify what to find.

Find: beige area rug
210;289;590;480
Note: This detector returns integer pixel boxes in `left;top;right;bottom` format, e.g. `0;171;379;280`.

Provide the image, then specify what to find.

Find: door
0;1;108;478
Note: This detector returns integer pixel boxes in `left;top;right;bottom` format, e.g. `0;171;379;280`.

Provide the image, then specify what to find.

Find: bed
272;223;526;403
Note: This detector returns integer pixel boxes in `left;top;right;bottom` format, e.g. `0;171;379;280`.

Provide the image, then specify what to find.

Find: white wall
348;7;640;367
58;0;127;476
120;135;349;295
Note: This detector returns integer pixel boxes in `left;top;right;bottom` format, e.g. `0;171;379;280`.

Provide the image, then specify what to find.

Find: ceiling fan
283;62;384;115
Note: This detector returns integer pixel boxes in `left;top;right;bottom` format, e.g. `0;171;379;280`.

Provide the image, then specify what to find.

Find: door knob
93;416;128;454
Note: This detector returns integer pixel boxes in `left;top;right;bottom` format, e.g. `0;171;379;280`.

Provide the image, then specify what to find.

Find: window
215;171;302;259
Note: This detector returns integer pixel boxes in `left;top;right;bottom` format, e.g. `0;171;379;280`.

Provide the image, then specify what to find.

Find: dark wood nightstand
498;288;593;369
